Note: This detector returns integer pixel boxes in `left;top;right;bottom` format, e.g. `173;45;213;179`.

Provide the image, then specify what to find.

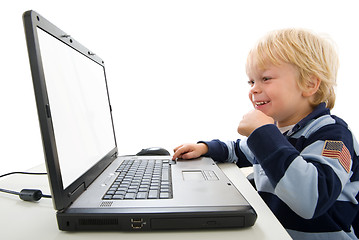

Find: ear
302;76;321;97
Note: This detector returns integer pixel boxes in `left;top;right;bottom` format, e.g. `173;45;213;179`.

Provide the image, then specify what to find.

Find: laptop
23;10;257;231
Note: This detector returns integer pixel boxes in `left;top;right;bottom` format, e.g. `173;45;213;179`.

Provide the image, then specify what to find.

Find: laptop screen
37;27;116;189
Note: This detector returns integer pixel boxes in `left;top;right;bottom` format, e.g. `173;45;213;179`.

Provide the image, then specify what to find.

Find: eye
262;77;272;81
247;80;255;86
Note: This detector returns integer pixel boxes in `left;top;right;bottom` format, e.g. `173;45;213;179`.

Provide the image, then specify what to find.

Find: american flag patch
322;140;351;173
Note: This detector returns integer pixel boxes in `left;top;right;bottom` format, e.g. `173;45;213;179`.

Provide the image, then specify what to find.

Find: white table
0;163;292;239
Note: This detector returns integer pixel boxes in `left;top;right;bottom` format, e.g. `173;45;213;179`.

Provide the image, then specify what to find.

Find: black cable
0;171;52;201
0;187;19;195
0;171;47;178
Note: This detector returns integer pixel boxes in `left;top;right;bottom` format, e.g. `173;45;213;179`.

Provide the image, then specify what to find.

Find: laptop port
131;218;145;229
131;218;143;223
131;222;143;229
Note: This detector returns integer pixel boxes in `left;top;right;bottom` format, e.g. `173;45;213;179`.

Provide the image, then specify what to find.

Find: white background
1;0;359;175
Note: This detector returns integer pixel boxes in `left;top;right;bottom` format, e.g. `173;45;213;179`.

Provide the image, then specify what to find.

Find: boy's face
246;61;314;128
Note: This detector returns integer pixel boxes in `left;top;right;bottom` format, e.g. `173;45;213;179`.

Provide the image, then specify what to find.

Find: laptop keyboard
103;159;173;200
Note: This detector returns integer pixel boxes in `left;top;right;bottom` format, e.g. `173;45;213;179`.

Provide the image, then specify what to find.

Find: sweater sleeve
247;123;355;219
198;139;252;167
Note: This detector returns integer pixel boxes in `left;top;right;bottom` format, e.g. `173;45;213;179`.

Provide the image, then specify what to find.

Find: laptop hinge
68;182;85;198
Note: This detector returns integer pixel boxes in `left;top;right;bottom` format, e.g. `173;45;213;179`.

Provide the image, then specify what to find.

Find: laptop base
57;207;257;231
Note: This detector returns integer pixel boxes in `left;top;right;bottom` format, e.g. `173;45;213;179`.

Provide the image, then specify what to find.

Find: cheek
267;87;283;101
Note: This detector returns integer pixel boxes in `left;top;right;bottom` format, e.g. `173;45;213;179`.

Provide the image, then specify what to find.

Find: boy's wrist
198;143;209;155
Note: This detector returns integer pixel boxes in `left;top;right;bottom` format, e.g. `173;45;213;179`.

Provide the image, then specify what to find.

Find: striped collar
287;102;330;136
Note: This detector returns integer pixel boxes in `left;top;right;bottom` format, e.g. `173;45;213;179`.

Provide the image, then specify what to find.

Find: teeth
255;101;269;106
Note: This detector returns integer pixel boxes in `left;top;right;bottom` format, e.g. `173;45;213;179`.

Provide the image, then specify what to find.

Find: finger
173;144;183;153
181;151;198;160
172;146;187;160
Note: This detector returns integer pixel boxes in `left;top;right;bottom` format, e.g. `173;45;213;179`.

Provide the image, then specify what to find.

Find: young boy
172;28;359;240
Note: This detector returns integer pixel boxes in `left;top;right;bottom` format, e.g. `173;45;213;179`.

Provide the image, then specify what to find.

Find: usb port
130;218;145;229
131;218;143;223
131;222;143;229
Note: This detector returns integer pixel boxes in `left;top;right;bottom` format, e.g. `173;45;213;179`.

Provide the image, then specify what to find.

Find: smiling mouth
254;101;270;107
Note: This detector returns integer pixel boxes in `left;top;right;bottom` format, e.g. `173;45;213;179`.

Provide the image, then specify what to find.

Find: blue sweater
201;103;359;240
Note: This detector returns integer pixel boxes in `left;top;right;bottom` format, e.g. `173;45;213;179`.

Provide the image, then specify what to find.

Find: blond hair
246;28;339;109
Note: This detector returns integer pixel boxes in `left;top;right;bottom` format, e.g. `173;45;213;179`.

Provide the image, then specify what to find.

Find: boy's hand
172;143;208;161
237;109;275;137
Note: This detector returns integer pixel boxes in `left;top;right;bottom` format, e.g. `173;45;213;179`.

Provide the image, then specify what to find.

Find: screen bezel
23;10;118;211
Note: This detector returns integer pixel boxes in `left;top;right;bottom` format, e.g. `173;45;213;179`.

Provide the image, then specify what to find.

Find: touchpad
182;170;219;181
182;171;205;181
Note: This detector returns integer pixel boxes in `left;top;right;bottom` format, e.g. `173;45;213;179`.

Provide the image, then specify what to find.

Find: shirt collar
287;102;330;135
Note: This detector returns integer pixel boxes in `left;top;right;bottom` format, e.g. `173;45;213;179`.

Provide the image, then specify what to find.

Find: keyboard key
115;190;126;195
112;195;124;200
160;192;170;199
124;192;136;199
148;190;158;199
103;195;112;200
136;192;148;199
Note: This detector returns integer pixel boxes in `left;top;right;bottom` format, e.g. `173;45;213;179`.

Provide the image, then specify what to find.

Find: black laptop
23;10;257;231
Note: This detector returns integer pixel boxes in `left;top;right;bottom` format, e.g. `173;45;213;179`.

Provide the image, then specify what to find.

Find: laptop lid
23;10;118;211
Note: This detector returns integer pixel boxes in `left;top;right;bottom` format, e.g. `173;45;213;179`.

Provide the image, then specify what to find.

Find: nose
249;81;261;95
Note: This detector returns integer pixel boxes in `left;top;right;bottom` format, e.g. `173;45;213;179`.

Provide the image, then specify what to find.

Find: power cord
0;171;52;201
